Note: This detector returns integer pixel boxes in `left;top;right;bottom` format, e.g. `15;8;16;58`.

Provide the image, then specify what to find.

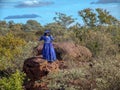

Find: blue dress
39;35;57;62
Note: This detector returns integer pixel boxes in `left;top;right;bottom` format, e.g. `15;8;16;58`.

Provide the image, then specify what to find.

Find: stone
23;57;59;80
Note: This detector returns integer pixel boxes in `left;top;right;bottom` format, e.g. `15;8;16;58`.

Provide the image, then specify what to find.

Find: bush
0;33;26;70
0;70;25;90
47;68;95;90
91;54;120;90
0;41;38;77
73;28;118;57
15;31;38;42
13;41;38;71
46;54;120;90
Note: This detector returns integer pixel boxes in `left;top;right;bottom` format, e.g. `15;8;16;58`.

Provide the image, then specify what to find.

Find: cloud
0;0;17;8
15;0;54;8
0;0;17;3
4;14;40;19
91;0;120;4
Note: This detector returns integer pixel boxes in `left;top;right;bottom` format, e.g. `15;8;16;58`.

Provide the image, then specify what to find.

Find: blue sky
0;0;120;25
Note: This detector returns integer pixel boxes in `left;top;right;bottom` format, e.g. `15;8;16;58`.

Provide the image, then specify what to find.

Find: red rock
23;57;59;81
35;42;92;61
24;80;48;90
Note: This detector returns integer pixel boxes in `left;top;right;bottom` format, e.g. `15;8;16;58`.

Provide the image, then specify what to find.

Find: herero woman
39;30;57;63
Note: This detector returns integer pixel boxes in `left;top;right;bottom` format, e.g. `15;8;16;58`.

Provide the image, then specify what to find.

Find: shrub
0;70;25;90
46;54;120;90
0;33;26;70
13;41;38;71
91;54;120;90
0;41;38;77
15;31;38;42
47;68;95;90
73;28;118;57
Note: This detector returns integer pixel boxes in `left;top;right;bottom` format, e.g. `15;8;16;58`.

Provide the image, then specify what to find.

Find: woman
39;30;56;63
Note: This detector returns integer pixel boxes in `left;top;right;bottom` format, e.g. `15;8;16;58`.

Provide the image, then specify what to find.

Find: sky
0;0;120;25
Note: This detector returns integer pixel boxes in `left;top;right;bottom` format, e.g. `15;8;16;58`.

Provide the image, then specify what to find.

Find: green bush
13;41;38;71
46;54;120;90
47;68;95;90
91;54;120;90
72;28;118;57
0;33;37;75
0;33;26;70
0;41;38;77
107;26;120;47
0;70;25;90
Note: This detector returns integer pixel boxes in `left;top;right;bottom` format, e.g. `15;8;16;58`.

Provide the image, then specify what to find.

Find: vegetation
0;33;26;70
0;70;25;90
0;8;120;90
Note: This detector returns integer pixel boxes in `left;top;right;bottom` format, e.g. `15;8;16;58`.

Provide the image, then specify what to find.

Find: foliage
15;31;38;42
9;24;23;32
79;8;97;27
53;12;75;28
0;33;26;70
96;8;118;25
13;41;38;71
47;68;94;90
91;54;120;90
0;70;25;90
46;54;120;90
71;26;118;57
79;8;119;27
24;20;43;31
104;25;120;46
0;21;8;35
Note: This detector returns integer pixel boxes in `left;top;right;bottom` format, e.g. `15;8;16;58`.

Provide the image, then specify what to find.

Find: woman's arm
39;36;44;41
49;35;54;41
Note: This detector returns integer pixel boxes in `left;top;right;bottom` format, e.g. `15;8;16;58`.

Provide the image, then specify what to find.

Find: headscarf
44;30;50;35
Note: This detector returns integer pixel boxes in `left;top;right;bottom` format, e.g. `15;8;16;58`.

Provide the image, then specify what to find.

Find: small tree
96;8;118;25
53;12;75;28
78;8;97;27
24;20;43;31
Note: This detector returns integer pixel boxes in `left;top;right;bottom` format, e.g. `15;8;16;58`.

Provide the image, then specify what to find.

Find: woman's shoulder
41;36;48;39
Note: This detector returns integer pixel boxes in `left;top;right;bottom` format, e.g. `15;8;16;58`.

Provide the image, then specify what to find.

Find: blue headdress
44;30;50;33
44;30;50;35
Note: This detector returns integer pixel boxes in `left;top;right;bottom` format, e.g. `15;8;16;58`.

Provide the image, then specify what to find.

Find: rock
55;42;92;61
24;80;48;90
23;42;92;89
23;57;59;80
35;42;92;61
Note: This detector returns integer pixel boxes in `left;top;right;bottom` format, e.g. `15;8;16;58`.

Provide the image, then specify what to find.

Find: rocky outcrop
23;57;59;81
36;42;92;61
23;57;59;90
24;80;48;90
24;42;92;90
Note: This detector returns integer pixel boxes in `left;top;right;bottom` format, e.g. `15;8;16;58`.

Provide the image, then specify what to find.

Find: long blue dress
39;35;56;62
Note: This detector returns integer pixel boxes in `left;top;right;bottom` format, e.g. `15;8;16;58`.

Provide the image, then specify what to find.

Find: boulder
23;42;92;89
23;57;59;80
24;80;48;90
36;42;92;61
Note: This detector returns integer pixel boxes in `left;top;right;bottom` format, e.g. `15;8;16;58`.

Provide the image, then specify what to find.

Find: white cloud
23;0;39;5
15;0;54;8
91;0;120;4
